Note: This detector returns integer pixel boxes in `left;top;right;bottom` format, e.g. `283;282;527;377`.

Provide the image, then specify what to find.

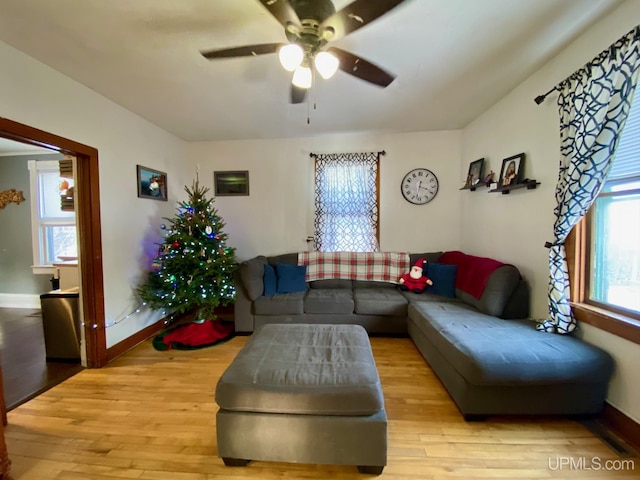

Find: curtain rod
533;24;639;105
309;150;386;158
534;86;558;105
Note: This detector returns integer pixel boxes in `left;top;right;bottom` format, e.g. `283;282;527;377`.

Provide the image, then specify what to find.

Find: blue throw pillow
276;263;307;294
263;263;277;297
425;263;457;298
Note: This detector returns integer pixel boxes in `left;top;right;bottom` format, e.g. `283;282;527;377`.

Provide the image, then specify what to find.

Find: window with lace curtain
312;152;380;252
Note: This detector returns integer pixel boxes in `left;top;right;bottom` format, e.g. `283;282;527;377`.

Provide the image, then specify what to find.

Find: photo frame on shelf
465;158;484;188
137;165;167;201
214;170;249;196
498;153;525;188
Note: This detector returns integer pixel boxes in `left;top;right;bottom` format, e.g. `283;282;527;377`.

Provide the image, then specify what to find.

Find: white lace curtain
313;152;380;252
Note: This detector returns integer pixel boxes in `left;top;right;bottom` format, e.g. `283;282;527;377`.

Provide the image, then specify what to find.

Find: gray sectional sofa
233;251;614;418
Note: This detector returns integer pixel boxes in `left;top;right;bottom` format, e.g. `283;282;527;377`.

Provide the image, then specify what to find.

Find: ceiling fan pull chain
307;70;314;124
313;69;318;111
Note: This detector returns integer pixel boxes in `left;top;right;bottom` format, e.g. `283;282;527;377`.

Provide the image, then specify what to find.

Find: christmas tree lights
137;178;238;322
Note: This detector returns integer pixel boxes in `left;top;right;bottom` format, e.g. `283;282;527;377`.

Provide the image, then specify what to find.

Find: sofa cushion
276;263;307;294
353;280;397;289
304;289;354;314
215;324;384;415
457;265;520;317
410;252;443;266
500;280;530;319
309;279;353;289
402;290;462;304
268;253;298;266
425;263;457;298
240;255;268;301
263;263;277;297
408;302;613;386
354;288;408;316
254;292;305;315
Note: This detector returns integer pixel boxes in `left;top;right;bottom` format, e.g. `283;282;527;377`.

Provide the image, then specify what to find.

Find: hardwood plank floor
0;308;84;410
4;335;638;479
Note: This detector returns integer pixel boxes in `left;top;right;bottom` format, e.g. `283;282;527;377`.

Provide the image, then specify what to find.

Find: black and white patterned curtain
538;26;640;334
313;152;380;252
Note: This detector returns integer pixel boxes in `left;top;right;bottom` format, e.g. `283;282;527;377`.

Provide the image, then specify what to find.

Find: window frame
313;154;381;252
566;217;640;345
28;159;77;273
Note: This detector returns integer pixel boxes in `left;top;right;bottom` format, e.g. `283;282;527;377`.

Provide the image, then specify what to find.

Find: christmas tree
137;178;237;322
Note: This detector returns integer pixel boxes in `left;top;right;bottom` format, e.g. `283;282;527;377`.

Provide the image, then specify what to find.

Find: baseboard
105;310;199;363
105;318;166;363
0;293;40;309
599;402;640;455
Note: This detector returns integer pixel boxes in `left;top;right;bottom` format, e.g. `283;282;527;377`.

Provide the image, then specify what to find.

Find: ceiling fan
200;0;410;104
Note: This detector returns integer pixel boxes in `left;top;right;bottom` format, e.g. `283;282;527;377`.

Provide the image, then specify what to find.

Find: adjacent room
0;0;638;478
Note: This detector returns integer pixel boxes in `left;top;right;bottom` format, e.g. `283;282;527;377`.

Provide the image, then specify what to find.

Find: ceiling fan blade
320;0;409;42
329;47;396;87
201;43;282;60
258;0;302;29
290;84;307;104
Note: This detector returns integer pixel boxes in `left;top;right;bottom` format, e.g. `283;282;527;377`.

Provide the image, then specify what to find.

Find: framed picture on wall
137;165;167;201
214;170;249;196
498;153;525;187
465;158;484;188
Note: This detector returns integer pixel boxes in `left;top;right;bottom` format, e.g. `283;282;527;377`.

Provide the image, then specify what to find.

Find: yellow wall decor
0;188;26;209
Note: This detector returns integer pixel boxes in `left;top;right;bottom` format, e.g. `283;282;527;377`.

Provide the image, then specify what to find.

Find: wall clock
401;168;439;205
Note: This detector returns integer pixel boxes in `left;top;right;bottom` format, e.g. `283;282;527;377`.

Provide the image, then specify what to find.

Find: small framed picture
465;158;484;188
214;170;249;196
498;153;525;187
137;165;167;201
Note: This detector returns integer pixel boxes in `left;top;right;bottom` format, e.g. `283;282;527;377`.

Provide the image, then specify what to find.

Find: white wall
187;130;462;261
0;41;190;347
461;0;640;422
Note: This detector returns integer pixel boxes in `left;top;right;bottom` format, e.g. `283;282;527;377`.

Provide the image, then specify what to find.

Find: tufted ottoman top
215;324;384;416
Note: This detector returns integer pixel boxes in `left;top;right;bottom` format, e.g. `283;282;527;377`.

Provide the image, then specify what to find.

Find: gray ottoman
215;324;387;474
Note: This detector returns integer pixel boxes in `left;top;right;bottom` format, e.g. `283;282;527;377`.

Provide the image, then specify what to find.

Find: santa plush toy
398;258;433;293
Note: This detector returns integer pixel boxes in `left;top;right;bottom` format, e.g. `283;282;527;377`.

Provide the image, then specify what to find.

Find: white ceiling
0;0;624;142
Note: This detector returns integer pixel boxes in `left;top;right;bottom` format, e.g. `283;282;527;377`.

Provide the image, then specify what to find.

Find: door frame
0;117;106;368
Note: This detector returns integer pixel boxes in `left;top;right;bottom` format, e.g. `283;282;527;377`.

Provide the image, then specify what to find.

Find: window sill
571;302;640;345
31;265;55;275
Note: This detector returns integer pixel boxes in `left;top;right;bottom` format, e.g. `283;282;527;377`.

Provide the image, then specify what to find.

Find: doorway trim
0;117;106;368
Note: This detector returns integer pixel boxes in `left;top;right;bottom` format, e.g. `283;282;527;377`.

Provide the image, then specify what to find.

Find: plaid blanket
298;252;410;284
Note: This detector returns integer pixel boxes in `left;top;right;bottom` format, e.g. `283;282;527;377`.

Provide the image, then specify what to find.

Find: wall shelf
459;182;490;192
489;180;541;194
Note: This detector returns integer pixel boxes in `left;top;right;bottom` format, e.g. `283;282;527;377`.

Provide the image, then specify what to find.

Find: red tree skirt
153;319;235;351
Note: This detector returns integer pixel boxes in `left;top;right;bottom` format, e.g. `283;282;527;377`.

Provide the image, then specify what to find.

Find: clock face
401;168;439;205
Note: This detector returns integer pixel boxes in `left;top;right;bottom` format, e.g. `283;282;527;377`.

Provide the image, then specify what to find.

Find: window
313;153;380;252
588;91;640;317
568;89;640;344
28;159;77;272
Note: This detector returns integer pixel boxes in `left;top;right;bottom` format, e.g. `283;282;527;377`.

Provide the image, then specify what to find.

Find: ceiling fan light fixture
292;65;312;89
314;51;339;79
278;43;304;71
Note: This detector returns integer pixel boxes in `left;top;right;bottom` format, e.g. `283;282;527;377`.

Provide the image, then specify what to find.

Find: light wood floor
4;335;638;479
